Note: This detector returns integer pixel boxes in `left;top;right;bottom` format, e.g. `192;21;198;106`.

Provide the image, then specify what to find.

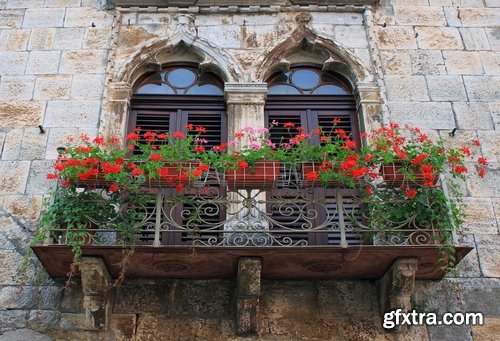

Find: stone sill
32;244;472;281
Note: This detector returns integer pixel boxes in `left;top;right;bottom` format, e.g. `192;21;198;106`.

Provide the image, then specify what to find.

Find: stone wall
0;0;499;340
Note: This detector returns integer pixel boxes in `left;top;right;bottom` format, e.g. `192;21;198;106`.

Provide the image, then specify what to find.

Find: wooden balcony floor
32;245;472;280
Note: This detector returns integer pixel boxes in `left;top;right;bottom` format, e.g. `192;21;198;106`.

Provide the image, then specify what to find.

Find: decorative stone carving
79;257;111;330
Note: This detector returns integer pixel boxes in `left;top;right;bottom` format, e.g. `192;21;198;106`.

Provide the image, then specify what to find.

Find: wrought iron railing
44;163;457;248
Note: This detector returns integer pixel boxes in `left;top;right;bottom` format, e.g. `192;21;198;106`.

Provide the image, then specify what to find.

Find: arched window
265;64;359;146
129;63;226;245
129;63;226;150
265;64;361;246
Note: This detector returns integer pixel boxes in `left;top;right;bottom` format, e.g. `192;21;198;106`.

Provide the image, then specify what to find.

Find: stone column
224;82;268;137
355;81;384;133
101;81;132;141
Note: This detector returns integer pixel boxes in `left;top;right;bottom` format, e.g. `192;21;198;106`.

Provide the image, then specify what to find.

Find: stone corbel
378;257;418;331
79;257;111;330
235;257;262;335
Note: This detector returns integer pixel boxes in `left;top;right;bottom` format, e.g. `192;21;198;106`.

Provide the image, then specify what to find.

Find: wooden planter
224;160;281;189
381;163;438;187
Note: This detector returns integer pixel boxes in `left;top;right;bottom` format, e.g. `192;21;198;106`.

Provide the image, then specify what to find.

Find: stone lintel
235;257;262;335
79;257;111;330
378;257;418;331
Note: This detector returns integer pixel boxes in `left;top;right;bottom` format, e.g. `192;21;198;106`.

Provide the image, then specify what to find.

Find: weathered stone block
83;27;111;49
36;285;63;310
0;9;25;29
6;0;43;8
0;101;45;127
461;278;500;315
137;12;171;25
395;6;446;26
453;234;481;278
22;8;65;28
0;75;35;100
480;52;500;76
261;281;317;320
1;128;24;160
461;198;498;235
0;161;30;194
467;166;500;198
485;0;500;6
472;317;500;341
416;27;463;50
3;194;43;221
33;75;71;100
241;23;293;49
0;311;27;333
26;160;54;194
59;313;97;331
44;0;81;7
458;8;500;27
476;234;500;278
443;51;484;75
460;28;491;51
477;130;500;163
44;100;101;128
45;127;97;159
453;102;494;130
59;50;107;74
387;102;455;129
317;280;376;318
53;28;85;50
334;25;368;48
428;324;472;341
0;328;51;341
25;50;60;75
64;7;113;28
485;28;500;51
493;198;500;228
310;11;363;25
0;249;24;284
28;28;56;50
0;51;28;74
27;310;61;330
375;26;417;50
426;75;467;101
411;50;446;75
113;280;170;314
380;50;411;75
60;282;84;313
464;76;500;101
109;314;137;341
70;74;106;100
385;75;429;101
0;28;29;51
171;280;233;317
198;24;241;48
491;102;500;130
0;285;36;309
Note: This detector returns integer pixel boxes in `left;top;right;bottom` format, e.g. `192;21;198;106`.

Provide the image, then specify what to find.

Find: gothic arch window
129;63;227;245
265;64;361;246
129;63;226;150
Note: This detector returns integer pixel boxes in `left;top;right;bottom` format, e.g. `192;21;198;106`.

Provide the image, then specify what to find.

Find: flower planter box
224;160;281;189
381;163;438;187
146;162;203;188
301;162;341;187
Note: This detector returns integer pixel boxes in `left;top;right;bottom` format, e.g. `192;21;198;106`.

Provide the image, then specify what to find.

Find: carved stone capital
79;257;111;330
378;257;418;331
225;82;268;104
107;82;132;102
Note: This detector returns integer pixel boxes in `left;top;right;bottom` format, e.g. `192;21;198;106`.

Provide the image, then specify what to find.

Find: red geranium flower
150;154;163;162
238;161;249;169
305;171;319;181
47;173;58;179
405;188;417;199
109;183;119;193
172;131;184;139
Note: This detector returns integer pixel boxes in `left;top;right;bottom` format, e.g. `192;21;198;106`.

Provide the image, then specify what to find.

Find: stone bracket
235;257;262;335
378;257;418;331
79;257;111;330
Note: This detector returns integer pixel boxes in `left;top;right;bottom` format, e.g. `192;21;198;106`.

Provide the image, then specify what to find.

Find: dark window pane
312;85;348;95
186;84;223;96
291;70;320;90
268;85;301;95
134;84;175;95
167;68;196;88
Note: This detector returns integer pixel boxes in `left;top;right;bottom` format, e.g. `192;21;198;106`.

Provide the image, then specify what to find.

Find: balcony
32;163;472;281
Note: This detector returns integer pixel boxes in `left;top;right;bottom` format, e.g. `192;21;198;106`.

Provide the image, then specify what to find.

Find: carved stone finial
295;13;312;28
